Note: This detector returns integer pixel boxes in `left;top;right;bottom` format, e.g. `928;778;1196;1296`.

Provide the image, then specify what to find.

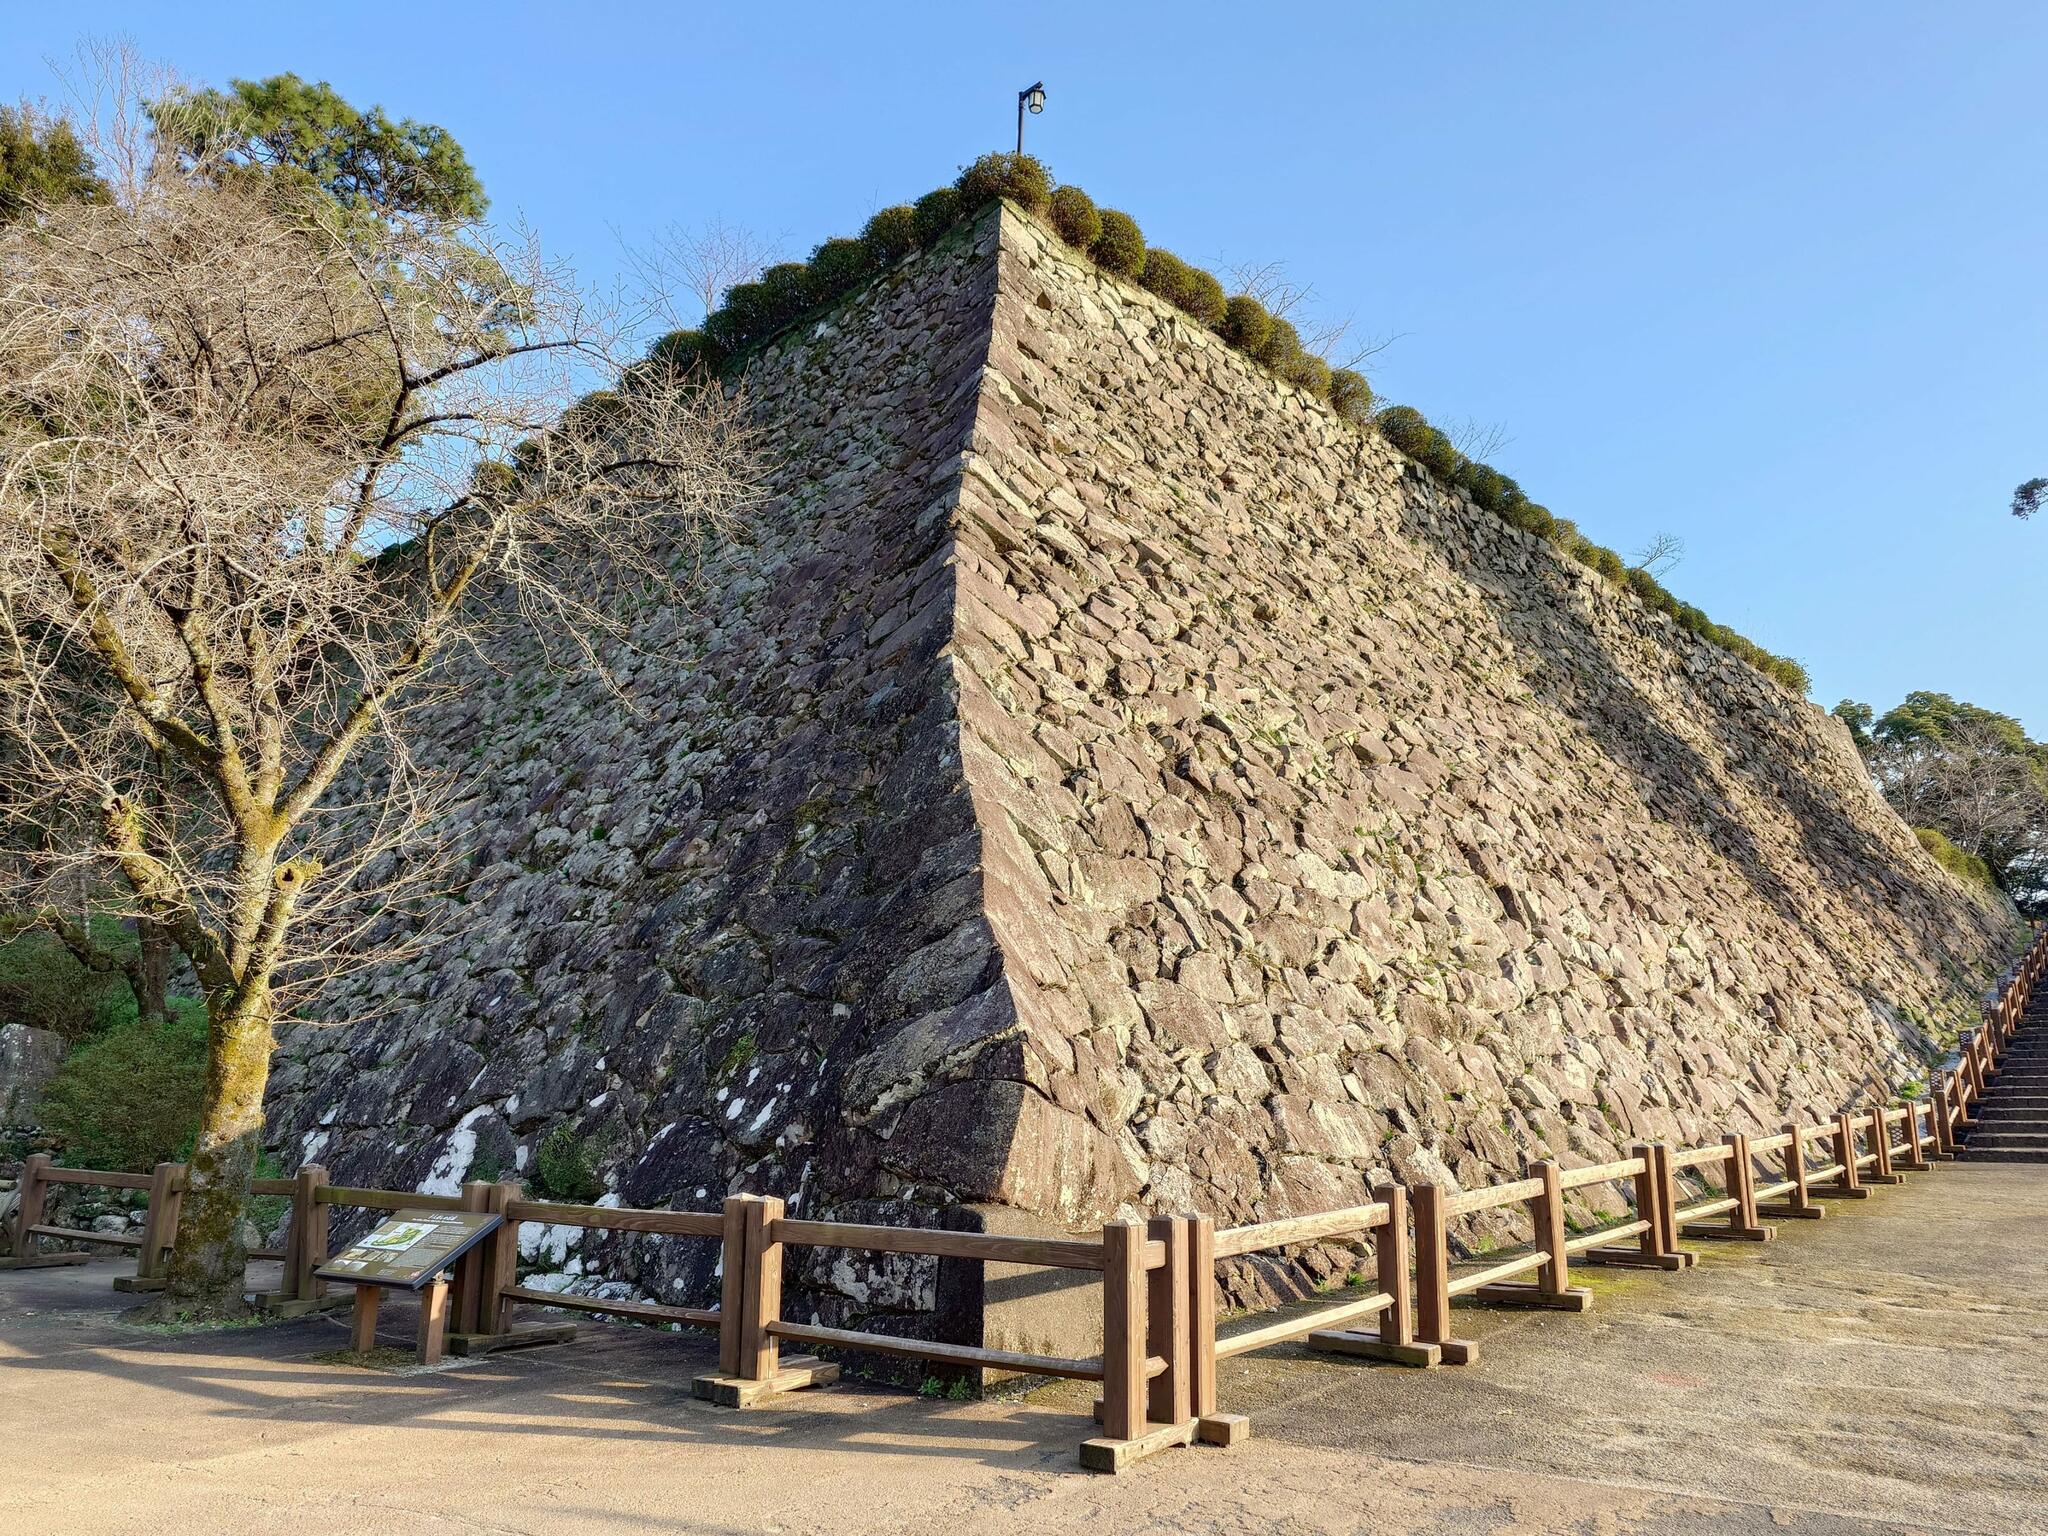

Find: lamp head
1022;82;1046;115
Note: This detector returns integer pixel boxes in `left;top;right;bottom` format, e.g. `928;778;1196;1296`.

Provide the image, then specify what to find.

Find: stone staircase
1962;994;2048;1163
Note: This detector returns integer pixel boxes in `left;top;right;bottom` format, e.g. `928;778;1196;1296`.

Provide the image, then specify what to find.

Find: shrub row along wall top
602;152;1809;699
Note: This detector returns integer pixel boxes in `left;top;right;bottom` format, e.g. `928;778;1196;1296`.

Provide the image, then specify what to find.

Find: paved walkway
4;1161;2045;1535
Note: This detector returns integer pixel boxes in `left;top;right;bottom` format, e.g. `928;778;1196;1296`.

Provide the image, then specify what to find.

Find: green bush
1047;185;1101;250
1373;404;1430;455
807;236;875;300
533;1124;603;1203
1415;427;1461;479
1256;316;1305;371
955;152;1051;214
1183;266;1228;327
1456;461;1510;511
1278;350;1332;397
0;917;136;1041
1327;368;1374;423
912;186;962;244
757;262;814;323
643;327;723;380
860;204;918;267
1916;827;1996;889
37;999;208;1172
1090;208;1145;277
1138;248;1196;312
1220;294;1273;354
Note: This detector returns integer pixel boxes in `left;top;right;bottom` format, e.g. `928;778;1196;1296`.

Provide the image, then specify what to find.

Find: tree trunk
135;915;170;1024
151;980;276;1320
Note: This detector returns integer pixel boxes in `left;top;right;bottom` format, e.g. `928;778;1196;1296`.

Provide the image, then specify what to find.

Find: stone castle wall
268;202;2016;1353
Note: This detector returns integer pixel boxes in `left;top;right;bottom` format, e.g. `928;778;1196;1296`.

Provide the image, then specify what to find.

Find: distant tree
639;216;782;325
1631;532;1684;579
1833;699;1874;751
149;72;487;220
2013;478;2046;519
0;102;109;223
1857;691;2048;902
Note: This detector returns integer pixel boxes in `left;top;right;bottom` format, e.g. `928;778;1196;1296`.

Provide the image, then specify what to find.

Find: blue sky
9;3;2044;730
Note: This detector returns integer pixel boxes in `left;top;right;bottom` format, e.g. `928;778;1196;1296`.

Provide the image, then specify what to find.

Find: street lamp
1017;81;1045;155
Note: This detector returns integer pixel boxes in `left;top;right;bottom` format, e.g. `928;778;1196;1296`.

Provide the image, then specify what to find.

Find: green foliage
1255;316;1304;371
757;262;814;324
1047;185;1102;251
1220;294;1274;354
1327;368;1374;424
532;1125;603;1204
860;204;919;267
1917;827;1996;890
1833;700;1875;752
0;917;136;1041
1138;247;1198;313
911;186;961;244
955;152;1051;214
152;73;487;220
2013;477;2047;519
37;1000;209;1172
1278;349;1332;397
1456;460;1510;511
0;104;108;224
1090;208;1145;277
646;328;717;378
807;236;875;298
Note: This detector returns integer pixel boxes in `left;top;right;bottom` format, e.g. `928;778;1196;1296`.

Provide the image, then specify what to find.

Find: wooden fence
4;925;2042;1474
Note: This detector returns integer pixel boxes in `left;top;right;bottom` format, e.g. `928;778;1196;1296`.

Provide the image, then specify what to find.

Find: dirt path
4;1162;2044;1535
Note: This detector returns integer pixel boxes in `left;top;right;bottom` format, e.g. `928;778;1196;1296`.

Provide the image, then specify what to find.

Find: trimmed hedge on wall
624;151;1810;699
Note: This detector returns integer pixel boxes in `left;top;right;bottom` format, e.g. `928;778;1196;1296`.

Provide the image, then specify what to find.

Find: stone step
1962;1133;2048;1151
1958;1149;2048;1163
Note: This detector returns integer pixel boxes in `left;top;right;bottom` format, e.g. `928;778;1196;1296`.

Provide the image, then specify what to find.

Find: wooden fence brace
692;1194;836;1407
1409;1183;1477;1364
1307;1183;1444;1363
1683;1134;1774;1241
1828;1113;1870;1198
1759;1125;1825;1219
0;1154;87;1271
1474;1160;1591;1312
1583;1142;1695;1268
1184;1214;1248;1446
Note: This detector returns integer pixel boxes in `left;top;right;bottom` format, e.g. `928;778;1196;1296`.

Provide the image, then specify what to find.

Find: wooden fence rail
5;924;2042;1475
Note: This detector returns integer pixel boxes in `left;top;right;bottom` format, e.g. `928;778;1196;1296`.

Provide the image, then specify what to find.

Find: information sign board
314;1208;501;1291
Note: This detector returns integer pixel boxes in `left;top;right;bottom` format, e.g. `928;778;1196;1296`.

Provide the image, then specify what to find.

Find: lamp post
1016;81;1045;155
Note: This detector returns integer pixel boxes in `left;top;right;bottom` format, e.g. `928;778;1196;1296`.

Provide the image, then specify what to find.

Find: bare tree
1442;416;1514;464
0;71;757;1317
1221;258;1400;374
637;216;781;327
1870;721;2048;891
1631;533;1685;579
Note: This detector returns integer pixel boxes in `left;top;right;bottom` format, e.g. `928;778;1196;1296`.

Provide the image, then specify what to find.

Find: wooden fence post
1866;1109;1903;1184
1898;1102;1932;1171
1829;1113;1868;1197
691;1193;835;1408
1080;1220;1147;1470
1760;1124;1825;1219
1409;1183;1476;1364
296;1165;330;1303
1307;1183;1445;1361
1932;1071;1958;1152
451;1180;492;1335
1145;1215;1191;1432
1583;1143;1695;1267
117;1161;181;1291
0;1153;83;1270
1684;1135;1774;1240
1475;1159;1590;1311
1185;1213;1247;1445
